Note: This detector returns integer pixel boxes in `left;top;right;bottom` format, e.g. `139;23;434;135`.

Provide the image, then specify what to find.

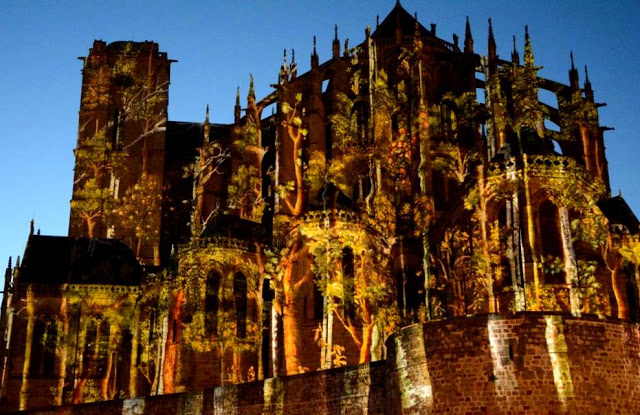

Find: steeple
333;24;340;58
569;51;580;91
488;18;497;61
464;16;473;53
203;104;210;144
511;35;520;64
234;86;241;123
524;25;534;67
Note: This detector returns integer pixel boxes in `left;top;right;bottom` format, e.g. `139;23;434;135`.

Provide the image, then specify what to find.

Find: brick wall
14;313;640;415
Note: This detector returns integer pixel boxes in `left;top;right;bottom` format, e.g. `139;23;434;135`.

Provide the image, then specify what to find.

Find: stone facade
2;1;640;413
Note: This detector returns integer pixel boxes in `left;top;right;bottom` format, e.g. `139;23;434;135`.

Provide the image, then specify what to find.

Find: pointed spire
30;219;34;236
333;24;340;58
464;16;474;53
290;49;297;79
584;65;594;102
511;35;520;64
376;14;380;29
311;36;319;69
203;104;210;143
343;38;349;57
15;256;20;269
524;25;534;67
248;74;255;102
234;86;241;123
569;51;580;91
488;18;497;61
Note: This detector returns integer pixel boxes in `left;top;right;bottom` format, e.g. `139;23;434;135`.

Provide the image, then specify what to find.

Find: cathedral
2;2;640;414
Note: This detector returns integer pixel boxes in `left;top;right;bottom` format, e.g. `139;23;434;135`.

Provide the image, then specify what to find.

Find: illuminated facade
2;2;639;413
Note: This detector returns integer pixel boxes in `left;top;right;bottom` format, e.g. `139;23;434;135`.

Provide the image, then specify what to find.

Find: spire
343;38;350;57
234;86;241;123
248;74;255;102
569;51;580;91
584;65;594;102
290;49;297;79
311;36;319;69
203;104;210;144
524;25;534;67
333;24;340;58
29;219;34;236
488;18;497;61
511;35;520;64
464;16;474;53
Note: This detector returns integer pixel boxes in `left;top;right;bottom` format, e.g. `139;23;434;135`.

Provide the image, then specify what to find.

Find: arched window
29;318;57;377
234;272;248;338
96;320;110;378
205;271;221;335
82;318;110;378
82;320;98;378
539;200;564;283
342;247;355;318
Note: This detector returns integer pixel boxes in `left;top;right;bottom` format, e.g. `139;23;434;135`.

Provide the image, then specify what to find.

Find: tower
69;40;172;265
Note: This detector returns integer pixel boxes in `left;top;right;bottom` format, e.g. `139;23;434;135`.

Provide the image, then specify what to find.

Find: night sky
1;0;638;273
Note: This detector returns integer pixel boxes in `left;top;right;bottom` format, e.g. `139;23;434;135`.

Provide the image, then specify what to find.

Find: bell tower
69;40;172;265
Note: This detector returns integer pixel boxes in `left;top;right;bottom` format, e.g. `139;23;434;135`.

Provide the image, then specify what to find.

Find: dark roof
19;236;143;285
597;195;640;235
372;1;431;41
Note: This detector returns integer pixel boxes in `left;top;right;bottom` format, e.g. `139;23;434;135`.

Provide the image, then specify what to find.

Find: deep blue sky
1;0;638;271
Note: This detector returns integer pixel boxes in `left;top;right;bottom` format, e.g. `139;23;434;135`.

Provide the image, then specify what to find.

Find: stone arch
233;272;248;338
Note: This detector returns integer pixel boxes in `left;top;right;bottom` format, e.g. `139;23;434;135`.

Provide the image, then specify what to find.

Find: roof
597;195;640;235
372;1;430;40
19;235;143;285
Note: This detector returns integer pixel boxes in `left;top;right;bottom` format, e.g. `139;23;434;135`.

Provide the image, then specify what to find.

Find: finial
584;65;590;83
16;256;20;268
488;18;497;60
377;14;380;28
203;104;210;143
30;219;34;236
7;256;11;271
511;35;520;64
283;48;287;66
235;86;241;105
619;189;623;197
570;51;575;70
313;36;317;54
248;74;255;100
344;38;349;56
524;25;534;67
37;228;40;236
464;16;473;53
334;24;338;41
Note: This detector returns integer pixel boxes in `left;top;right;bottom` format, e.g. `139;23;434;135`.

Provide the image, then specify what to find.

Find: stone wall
387;313;640;414
14;313;640;414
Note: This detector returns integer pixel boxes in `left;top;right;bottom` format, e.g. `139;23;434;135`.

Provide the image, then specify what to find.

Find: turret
464;17;474;53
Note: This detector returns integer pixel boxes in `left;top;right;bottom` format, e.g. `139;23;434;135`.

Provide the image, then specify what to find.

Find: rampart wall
15;313;640;415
